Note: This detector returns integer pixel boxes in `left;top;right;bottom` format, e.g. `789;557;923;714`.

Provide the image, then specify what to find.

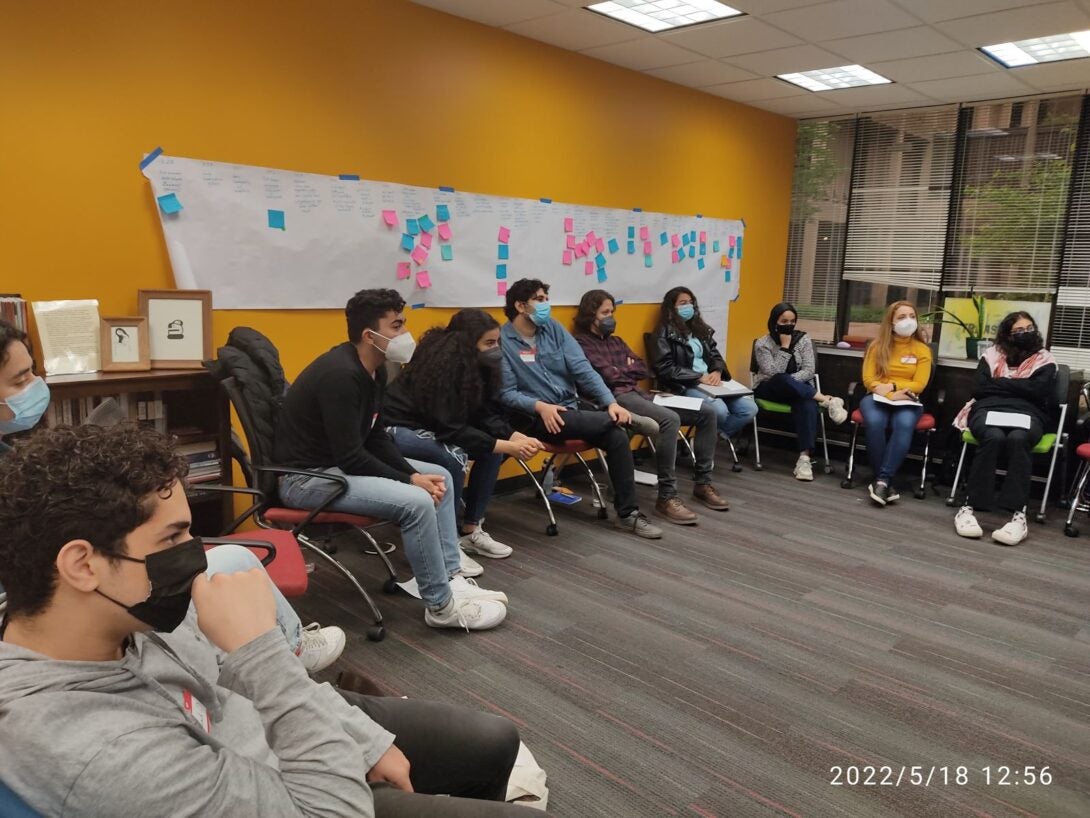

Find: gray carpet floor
294;447;1090;817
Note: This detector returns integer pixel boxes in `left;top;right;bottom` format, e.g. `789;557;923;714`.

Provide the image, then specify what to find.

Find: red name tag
519;348;536;364
182;689;211;734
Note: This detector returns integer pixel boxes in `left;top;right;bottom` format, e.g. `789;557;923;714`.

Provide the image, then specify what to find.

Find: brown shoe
654;496;698;525
693;483;729;511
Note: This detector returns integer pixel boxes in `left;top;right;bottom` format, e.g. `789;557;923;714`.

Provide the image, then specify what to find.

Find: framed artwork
138;289;213;369
100;316;150;372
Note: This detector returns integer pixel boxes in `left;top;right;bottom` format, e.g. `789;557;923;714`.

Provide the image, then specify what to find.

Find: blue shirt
499;319;615;414
687;336;708;375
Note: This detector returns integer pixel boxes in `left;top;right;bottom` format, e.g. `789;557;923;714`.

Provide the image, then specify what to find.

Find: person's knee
403;488;436;522
472;713;521;774
204;543;262;575
658;410;680;435
735;398;758;420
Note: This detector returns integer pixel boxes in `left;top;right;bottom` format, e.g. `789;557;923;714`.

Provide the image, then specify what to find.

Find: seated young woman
858;300;933;506
952;311;1057;546
752;302;847;481
384;309;543;560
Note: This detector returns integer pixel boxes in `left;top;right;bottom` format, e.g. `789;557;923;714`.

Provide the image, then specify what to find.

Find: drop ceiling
410;0;1090;117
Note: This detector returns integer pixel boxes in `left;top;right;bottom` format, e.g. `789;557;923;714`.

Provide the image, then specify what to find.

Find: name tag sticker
182;689;212;734
371;412;379;429
901;356;917;364
519;349;536;364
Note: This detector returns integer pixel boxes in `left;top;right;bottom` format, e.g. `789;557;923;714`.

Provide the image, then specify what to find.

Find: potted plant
924;293;988;358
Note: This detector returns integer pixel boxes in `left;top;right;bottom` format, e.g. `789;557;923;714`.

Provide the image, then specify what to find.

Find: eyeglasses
1011;327;1037;336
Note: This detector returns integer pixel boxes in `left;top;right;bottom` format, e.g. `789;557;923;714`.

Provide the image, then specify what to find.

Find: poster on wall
936;297;1051;359
141;152;743;339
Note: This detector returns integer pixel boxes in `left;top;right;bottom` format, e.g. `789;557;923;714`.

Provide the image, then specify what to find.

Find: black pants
754;374;818;454
516;408;639;517
340;690;540;816
966;412;1043;512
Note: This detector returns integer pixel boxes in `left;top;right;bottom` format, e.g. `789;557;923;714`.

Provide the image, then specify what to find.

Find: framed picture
138;289;213;369
100;316;150;372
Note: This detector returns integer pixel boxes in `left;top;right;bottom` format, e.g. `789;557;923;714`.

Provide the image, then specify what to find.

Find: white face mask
893;317;917;338
371;330;416;364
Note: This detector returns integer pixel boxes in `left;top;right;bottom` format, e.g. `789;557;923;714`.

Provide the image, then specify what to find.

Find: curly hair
504;278;549;321
994;310;1041;365
0;318;31;369
0;423;189;618
660;286;713;341
573;289;614;336
346;288;406;343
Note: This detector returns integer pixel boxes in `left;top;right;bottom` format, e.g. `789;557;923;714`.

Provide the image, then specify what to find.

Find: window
1054;95;1090;370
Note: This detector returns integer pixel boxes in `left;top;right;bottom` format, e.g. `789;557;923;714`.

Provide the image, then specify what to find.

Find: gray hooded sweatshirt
0;616;394;817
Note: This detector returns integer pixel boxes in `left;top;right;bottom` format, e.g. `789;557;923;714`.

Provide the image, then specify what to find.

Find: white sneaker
459;528;513;559
992;511;1028;546
954;506;983;538
450;574;508;605
425;597;507;631
296;623;346;673
823;397;848;425
459;550;484;577
794;454;814;481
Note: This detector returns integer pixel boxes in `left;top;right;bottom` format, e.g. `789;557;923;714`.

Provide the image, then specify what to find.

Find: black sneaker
868;482;889;507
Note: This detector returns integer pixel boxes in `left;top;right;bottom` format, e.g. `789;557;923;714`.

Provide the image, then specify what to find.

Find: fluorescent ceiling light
586;1;743;33
777;65;892;92
981;30;1090;67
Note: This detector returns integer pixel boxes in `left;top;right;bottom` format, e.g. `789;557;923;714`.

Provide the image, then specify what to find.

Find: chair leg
1064;460;1090;534
916;430;932;499
353;526;398;585
515;456;559;535
752;417;763;471
842;422;859;489
818;410;831;474
577;451;609;518
296;534;385;638
947;442;968;507
1037;435;1065;524
726;437;743;473
677;428;697;466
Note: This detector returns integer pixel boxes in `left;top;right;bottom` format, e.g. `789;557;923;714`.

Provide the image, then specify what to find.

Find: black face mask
1011;330;1042;351
597;317;617;338
96;536;208;633
776;323;796;336
478;347;503;368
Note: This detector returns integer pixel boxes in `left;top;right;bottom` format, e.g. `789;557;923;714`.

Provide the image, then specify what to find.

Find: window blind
1053;95;1090;371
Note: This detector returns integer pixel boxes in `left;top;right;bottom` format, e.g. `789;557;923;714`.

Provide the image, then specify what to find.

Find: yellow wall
1;0;795;453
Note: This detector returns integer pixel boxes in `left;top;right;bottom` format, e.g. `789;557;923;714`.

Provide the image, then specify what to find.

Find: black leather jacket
651;325;730;393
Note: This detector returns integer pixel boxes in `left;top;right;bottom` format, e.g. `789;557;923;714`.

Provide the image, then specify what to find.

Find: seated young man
0;318;50;456
0;423;527;817
572;289;730;524
274;288;508;632
498;278;663;540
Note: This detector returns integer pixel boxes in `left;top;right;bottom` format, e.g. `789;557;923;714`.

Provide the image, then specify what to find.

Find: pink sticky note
671;250;680;263
671;234;681;248
639;226;649;240
562;250;573;265
699;230;707;243
411;246;428;266
729;234;736;247
575;242;586;258
586;231;597;245
497;280;508;296
595;238;605;253
420;231;433;249
563;217;573;233
584;261;594;276
396;262;411;280
498;226;510;243
566;235;576;250
382;210;398;227
643;240;652;255
438;223;453;241
416;270;432;289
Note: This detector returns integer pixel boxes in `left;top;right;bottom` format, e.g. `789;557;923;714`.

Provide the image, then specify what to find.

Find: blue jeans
200;544;303;652
278;459;461;609
683;388;759;439
858;395;923;485
387;426;503;528
754;374;818;454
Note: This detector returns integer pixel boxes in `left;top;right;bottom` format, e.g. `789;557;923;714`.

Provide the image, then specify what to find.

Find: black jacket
652;325;730;393
968;357;1058;430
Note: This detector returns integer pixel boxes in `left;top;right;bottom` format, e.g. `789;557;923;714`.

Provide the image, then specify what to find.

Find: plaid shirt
574;332;651;399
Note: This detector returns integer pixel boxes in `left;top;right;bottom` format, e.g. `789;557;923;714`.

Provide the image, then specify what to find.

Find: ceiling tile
1007;61;1090;92
580;38;704;71
821;26;964;62
504;9;641;51
891;0;1055;24
906;71;1037;101
815;83;932;106
933;1;1090;47
645;60;759;87
869;51;999;83
750;94;844;116
659;17;802;58
409;0;564;28
704;77;809;101
765;0;919;41
727;44;851;75
728;0;835;11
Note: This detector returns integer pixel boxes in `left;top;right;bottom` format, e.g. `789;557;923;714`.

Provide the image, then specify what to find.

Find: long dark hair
994;310;1041;366
403;309;499;418
573;289;614;336
660;286;713;341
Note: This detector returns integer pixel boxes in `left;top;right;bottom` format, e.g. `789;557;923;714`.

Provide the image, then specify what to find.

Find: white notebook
985;411;1031;430
697;379;753;398
653;393;705;411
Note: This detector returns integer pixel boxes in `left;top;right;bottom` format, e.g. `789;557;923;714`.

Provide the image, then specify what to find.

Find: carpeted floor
294;446;1090;817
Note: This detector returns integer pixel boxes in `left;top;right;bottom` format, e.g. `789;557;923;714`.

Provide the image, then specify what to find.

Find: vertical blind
1053;95;1090;371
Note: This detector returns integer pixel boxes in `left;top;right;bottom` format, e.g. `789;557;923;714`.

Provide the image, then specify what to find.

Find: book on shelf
0;295;28;332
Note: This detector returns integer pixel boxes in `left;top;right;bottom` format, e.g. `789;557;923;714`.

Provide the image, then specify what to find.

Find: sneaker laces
299;622;328;653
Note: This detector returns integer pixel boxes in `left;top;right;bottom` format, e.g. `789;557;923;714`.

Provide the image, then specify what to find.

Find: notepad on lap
697;379;753;398
653;393;705;411
872;394;922;407
985;411;1031;430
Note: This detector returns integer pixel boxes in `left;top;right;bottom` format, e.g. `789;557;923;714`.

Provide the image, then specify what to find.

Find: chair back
220;377;280;499
643;332;664;391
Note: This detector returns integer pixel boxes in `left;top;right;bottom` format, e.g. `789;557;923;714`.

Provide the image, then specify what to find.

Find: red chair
1063;442;1090;537
513;439;608;536
201;532;309;597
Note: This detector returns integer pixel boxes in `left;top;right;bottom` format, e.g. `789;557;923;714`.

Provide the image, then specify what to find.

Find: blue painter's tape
139;146;163;170
338;174;360;180
741;218;746;228
539;197;552;203
632;207;643;212
615;299;624;306
696;214;703;218
439;186;455;192
411;303;426;309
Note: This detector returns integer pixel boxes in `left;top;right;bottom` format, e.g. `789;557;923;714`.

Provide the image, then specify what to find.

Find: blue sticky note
737;238;743;259
713;240;720;252
699;243;706;255
401;234;414;251
406;219;420;236
157;193;183;214
436;204;450;222
698;258;706;271
728;245;735;259
498;244;509;260
597;268;607;283
419;215;436;232
267;209;285;230
689;230;697;243
595;252;607;268
496;264;507;279
441;245;453;261
659;231;668;246
627;240;635;254
627;226;635;239
682;233;690;246
608;238;619;255
688;245;696;258
644;255;653;268
725;269;731;283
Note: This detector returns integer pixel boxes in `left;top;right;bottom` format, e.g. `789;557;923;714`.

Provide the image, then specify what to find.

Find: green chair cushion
756;398;792;414
962;428;1056;454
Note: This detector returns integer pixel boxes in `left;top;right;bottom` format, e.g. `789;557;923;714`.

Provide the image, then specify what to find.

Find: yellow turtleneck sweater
863;336;932;395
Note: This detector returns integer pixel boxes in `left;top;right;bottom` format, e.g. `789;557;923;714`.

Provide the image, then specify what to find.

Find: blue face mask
677;304;696;322
529;300;552;326
0;376;50;434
